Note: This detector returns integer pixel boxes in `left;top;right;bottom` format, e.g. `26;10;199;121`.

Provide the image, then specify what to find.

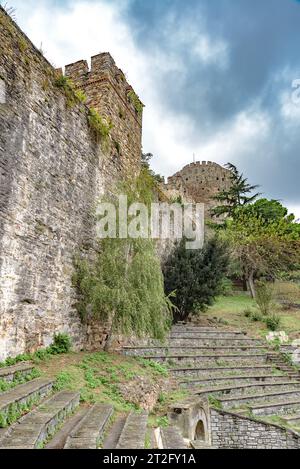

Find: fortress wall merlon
65;60;89;87
91;52;115;74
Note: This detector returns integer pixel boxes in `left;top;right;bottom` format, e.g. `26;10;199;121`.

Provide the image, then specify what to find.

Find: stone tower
166;161;232;218
64;52;143;175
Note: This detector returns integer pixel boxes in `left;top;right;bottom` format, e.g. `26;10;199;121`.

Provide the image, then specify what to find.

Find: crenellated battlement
64;52;144;173
65;53;144;124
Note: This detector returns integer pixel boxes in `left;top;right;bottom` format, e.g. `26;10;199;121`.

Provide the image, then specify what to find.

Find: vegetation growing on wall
54;74;87;107
0;333;72;368
88;107;113;147
73;168;173;342
127;90;144;116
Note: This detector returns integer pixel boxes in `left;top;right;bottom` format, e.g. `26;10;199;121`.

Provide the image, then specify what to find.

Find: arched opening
194;420;206;441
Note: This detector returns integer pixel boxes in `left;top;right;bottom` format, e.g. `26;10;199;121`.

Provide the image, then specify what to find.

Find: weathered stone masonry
210;408;300;449
166;161;231;219
64;53;143;176
0;8;143;360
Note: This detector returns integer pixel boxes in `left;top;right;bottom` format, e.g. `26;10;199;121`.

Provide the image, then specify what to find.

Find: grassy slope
36;351;188;429
201;294;300;339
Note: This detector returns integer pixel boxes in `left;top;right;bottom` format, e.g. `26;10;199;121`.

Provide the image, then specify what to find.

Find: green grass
0;368;41;392
37;351;174;416
148;389;189;429
261;415;300;433
203;294;300;339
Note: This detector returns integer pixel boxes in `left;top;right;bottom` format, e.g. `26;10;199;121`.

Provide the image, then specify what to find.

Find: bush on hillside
50;333;72;354
255;281;274;316
264;314;281;331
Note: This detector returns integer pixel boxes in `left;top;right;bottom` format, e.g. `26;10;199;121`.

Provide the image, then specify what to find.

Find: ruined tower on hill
165;161;232;217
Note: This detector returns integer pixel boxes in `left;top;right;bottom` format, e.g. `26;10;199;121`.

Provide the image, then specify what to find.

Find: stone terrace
1;324;300;449
0;363;152;449
123;324;300;449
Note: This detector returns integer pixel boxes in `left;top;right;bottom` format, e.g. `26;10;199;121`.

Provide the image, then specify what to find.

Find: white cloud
286;204;300;221
193;37;229;68
199;107;271;162
280;89;300;122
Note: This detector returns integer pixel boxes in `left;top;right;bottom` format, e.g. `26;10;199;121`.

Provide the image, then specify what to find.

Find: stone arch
194;419;206;441
191;406;210;443
168;398;211;444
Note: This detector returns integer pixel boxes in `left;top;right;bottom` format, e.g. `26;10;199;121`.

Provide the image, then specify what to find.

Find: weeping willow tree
73;168;173;347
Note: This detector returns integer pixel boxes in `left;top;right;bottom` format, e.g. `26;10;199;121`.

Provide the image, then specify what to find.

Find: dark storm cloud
126;0;300;126
124;0;300;207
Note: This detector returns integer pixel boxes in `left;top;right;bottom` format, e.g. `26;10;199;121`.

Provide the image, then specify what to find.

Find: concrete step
281;413;300;425
196;382;300;399
169;337;263;347
180;375;293;388
171;331;245;339
220;389;300;410
190;440;216;449
116;411;148;449
0;378;53;428
45;408;89;449
102;416;127;449
146;354;268;366
170;365;275;378
172;326;244;333
0;363;35;383
267;356;283;362
160;426;187;449
123;346;267;357
64;404;113;449
250;399;300;417
0;391;80;448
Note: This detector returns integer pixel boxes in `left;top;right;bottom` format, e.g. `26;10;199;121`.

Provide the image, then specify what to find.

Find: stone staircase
123;324;300;447
1;324;299;449
0;363;150;449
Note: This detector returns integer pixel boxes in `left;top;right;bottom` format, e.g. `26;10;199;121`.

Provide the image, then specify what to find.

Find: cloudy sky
7;0;300;217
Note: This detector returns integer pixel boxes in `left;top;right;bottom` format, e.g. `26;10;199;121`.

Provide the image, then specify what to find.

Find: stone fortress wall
0;7;142;360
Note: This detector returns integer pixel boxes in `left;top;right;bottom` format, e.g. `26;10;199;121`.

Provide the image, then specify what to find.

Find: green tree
211;163;260;220
251;199;289;222
221;207;300;298
141;153;165;184
163;237;229;322
73;168;173;348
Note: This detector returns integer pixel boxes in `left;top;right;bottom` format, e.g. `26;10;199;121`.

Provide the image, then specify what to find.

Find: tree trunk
247;271;256;299
104;314;116;352
105;243;131;352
